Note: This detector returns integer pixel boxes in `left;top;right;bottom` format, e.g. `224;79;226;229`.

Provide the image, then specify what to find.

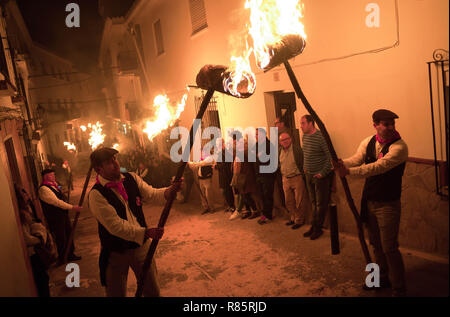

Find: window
153;19;165;56
189;0;208;35
0;37;10;81
195;94;221;130
134;24;146;66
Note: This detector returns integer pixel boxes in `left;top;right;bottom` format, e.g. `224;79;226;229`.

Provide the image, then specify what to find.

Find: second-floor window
153;19;165;56
189;0;208;35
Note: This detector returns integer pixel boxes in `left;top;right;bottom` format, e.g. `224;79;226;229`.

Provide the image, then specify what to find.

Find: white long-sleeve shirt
88;173;167;246
343;136;408;178
38;185;74;210
188;156;215;177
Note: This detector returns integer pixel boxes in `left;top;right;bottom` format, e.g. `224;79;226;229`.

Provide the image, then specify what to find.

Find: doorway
4;137;22;186
273;91;301;150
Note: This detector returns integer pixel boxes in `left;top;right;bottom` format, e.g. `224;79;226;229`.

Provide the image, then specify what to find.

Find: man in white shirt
188;153;215;215
88;147;181;297
38;169;83;263
335;109;408;297
278;132;308;229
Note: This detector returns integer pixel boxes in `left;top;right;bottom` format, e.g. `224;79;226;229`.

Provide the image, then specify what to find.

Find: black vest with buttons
39;184;68;214
92;173;147;252
362;136;406;202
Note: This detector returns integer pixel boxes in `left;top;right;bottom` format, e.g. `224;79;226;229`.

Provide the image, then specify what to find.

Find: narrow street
48;173;449;297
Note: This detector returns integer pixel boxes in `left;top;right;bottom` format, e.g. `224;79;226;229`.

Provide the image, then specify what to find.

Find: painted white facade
102;0;448;161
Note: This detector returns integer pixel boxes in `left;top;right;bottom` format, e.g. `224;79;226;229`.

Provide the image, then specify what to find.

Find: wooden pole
63;165;93;263
283;61;372;264
135;88;215;297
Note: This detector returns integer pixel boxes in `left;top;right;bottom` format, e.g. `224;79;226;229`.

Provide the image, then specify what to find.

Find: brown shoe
310;229;323;240
291;223;304;230
303;226;314;237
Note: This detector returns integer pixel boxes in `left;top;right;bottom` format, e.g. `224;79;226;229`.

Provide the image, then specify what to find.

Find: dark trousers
221;184;235;209
30;254;50;297
183;177;194;203
305;173;332;231
256;176;275;219
43;209;75;261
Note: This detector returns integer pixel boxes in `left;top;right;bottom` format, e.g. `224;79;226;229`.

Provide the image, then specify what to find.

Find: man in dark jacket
215;138;235;212
252;128;278;225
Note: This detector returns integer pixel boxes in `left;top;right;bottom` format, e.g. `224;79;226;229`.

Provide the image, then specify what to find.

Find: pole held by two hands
135;88;216;297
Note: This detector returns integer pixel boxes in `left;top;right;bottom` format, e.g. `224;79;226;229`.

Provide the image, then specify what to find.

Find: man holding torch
334;109;408;297
38;169;83;264
88;147;182;297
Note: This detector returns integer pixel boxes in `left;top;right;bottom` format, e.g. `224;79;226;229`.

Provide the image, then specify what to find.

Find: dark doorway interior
274;91;301;150
4;137;22;186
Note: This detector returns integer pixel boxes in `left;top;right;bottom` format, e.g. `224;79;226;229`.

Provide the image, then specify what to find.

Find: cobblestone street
47;174;449;297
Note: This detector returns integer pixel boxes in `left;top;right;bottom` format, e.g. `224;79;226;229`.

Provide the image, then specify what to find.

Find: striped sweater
302;130;332;176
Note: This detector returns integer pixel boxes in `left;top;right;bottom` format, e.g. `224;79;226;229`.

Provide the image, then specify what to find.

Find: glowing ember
245;0;307;69
64;142;77;152
224;47;257;98
80;125;87;132
143;92;188;142
88;121;105;150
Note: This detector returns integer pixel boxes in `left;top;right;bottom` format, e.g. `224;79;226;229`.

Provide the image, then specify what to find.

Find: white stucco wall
123;0;448;160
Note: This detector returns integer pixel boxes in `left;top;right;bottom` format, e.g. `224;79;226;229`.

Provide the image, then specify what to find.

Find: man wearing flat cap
38;169;83;264
334;109;408;297
88;147;182;297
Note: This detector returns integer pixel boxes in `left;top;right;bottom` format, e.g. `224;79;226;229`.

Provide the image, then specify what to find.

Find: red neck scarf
376;131;401;144
42;181;59;191
97;176;128;202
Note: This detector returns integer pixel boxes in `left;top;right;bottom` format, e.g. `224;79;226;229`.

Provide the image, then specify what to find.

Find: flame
88;121;105;150
64;142;77;152
113;143;120;151
143;91;188;141
80;125;87;132
245;0;307;69
224;47;257;97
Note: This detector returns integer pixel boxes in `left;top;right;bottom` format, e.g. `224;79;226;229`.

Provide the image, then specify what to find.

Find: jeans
305;173;332;230
367;200;406;292
256;176;275;219
221;185;235;209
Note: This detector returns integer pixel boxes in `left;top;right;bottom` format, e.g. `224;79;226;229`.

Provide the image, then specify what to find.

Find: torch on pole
136;63;255;297
62;165;93;264
282;60;372;264
135;88;215;297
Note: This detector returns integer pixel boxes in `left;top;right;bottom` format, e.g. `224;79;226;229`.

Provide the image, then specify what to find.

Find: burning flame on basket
64;142;77;152
245;0;307;70
88;121;105;150
224;47;256;98
143;90;189;142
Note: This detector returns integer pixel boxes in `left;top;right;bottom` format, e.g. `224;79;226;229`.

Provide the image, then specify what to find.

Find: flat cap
372;109;399;122
90;147;118;167
41;169;55;176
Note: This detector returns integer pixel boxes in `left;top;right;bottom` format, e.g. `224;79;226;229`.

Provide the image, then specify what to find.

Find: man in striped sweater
300;115;333;240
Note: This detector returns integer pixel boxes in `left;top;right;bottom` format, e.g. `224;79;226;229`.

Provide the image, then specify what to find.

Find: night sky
16;0;133;72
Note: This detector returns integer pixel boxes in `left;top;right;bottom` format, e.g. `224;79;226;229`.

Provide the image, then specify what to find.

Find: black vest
362;136;406;202
199;165;213;179
92;173;148;253
39;185;68;214
92;173;148;286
